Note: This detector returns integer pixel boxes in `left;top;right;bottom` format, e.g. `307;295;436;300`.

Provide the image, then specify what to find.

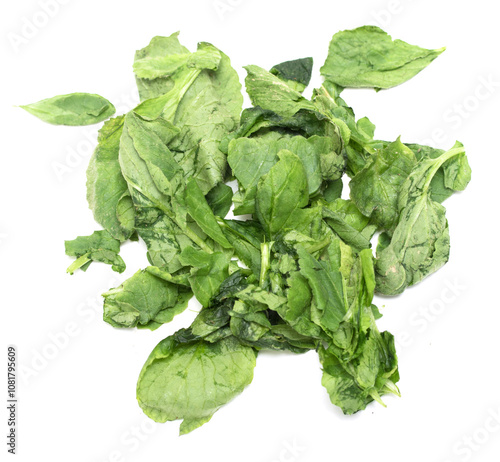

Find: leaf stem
67;254;91;274
423;144;465;193
259;242;272;288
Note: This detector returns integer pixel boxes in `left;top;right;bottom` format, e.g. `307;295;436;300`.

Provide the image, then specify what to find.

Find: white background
2;1;499;461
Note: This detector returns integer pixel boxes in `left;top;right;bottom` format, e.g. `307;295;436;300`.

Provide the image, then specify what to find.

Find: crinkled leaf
134;33;190;101
65;230;125;274
244;64;317;117
350;138;417;230
102;269;191;329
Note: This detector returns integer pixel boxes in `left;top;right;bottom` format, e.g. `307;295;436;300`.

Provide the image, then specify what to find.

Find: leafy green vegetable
245;64;318;117
323;199;377;251
270;57;313;93
375;142;470;295
86;116;135;242
137;334;256;434
21;93;115;125
297;246;345;334
320;26;445;90
103;270;191;329
206;183;233;218
134;32;190;101
25;26;471;435
179;247;231;307
255;150;309;239
168;44;242;194
65;230;125;274
320;249;399;413
185;178;232;249
350;138;417;230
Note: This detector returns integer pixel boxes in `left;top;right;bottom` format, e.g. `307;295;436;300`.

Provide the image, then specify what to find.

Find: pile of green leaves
22;26;471;434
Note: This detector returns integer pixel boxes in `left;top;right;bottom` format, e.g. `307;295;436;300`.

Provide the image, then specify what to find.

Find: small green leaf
65;230;125;274
255;150;309;238
103;269;191;329
21;93;115;125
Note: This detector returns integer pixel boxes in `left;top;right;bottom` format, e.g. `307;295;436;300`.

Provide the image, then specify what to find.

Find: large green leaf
375;142;470;295
137;335;256;434
320;26;444;89
169;44;242;194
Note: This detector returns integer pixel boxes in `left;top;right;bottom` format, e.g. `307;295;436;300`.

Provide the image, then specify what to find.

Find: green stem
183;226;213;254
259;242;272;288
67;254;91;274
158;203;213;254
303;236;331;254
423;145;465;193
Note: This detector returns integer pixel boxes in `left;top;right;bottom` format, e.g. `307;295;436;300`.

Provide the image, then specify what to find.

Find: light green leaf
169;44;242;194
137;335;256;434
21;93;115;126
244;64;317;117
134;32;190;101
320;26;444;89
